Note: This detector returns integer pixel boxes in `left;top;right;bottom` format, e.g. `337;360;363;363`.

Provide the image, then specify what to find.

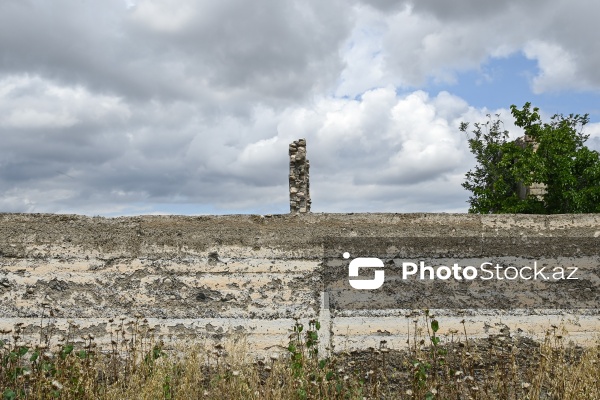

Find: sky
1;0;600;216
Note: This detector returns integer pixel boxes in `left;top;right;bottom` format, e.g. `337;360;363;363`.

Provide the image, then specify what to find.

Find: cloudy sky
1;0;600;216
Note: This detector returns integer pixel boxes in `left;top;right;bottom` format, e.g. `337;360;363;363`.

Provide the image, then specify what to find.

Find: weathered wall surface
0;213;599;354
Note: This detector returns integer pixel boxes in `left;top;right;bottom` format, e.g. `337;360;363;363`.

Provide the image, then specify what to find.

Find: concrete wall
1;213;599;354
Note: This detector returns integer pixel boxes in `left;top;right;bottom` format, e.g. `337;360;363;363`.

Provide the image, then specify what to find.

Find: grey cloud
0;0;354;109
361;0;514;17
359;0;406;13
401;0;529;21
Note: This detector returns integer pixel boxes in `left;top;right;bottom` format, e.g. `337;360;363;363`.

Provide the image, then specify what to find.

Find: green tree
462;102;600;214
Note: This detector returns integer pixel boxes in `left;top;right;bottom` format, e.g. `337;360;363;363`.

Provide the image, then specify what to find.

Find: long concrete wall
1;213;599;354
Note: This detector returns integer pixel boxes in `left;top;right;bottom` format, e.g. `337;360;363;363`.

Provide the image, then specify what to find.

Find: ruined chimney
289;139;311;213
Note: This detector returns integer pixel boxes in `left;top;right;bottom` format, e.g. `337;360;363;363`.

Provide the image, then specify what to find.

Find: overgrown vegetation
462;102;600;213
1;311;598;399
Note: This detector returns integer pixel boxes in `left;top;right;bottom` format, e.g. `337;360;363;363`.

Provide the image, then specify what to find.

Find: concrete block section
1;213;599;355
331;312;600;351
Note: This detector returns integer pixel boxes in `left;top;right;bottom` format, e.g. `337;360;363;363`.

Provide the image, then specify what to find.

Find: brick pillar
289;139;311;213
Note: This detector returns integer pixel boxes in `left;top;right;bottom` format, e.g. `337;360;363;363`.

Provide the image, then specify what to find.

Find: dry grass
1;312;598;399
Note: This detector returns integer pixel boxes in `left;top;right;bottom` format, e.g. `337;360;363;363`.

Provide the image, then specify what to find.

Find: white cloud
586;123;600;152
0;75;130;129
524;41;580;94
266;88;488;212
4;109;77;130
335;6;391;98
130;0;197;33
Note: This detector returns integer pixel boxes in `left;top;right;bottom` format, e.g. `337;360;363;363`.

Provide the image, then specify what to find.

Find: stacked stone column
289;139;311;213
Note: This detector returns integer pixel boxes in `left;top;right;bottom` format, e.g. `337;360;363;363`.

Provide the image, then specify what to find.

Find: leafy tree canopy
461;102;600;214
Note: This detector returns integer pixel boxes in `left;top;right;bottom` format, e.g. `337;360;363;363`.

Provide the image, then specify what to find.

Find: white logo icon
345;253;385;290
